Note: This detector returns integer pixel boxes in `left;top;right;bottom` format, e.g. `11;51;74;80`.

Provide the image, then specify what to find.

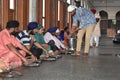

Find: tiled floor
1;36;120;80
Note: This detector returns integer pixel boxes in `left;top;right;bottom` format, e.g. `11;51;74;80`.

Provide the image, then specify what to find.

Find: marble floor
1;35;120;80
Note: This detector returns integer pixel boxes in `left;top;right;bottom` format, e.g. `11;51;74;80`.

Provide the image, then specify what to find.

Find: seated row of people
0;20;69;78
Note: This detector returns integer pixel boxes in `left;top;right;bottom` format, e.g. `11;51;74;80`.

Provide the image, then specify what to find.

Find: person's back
73;8;96;29
16;30;31;46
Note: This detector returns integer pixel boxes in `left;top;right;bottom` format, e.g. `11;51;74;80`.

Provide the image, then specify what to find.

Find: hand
45;50;49;57
70;29;74;35
22;58;28;65
75;27;80;32
0;60;9;71
42;44;48;48
65;46;68;50
31;55;37;62
30;35;34;41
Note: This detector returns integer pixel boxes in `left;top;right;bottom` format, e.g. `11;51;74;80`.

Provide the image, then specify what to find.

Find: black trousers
48;40;59;51
30;47;43;59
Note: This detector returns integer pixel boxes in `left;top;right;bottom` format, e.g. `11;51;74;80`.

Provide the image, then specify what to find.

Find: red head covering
90;8;96;14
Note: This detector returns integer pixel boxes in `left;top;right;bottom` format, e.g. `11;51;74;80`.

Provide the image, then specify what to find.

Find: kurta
0;29;26;69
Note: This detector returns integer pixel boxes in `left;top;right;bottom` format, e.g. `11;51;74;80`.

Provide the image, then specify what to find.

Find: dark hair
64;27;68;31
75;1;81;8
6;20;19;28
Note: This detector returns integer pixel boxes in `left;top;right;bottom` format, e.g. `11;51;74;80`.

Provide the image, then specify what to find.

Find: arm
24;35;35;50
70;14;80;34
19;45;37;62
0;60;9;71
34;42;49;56
31;34;49;56
71;26;78;32
6;43;28;65
70;26;80;35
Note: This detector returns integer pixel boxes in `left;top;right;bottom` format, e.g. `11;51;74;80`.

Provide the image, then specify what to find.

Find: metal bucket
68;36;77;51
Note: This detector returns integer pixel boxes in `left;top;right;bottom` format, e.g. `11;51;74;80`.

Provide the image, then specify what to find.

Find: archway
116;11;120;30
99;10;108;35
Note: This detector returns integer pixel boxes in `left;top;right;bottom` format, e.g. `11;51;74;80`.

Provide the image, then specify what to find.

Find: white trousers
90;35;100;47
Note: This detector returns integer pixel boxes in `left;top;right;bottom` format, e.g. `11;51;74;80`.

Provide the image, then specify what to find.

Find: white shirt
44;32;66;49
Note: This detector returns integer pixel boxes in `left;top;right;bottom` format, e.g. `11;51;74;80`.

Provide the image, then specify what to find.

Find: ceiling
88;0;120;7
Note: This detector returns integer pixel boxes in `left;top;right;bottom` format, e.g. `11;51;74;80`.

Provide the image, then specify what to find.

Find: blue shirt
72;8;96;28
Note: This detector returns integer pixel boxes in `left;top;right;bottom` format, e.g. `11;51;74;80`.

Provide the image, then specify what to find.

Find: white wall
95;7;120;20
29;0;37;22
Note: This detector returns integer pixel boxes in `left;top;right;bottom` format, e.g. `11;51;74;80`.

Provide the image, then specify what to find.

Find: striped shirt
16;30;31;45
72;8;96;28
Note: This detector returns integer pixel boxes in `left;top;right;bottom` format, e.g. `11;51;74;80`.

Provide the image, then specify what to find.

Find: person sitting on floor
44;27;68;54
35;24;61;59
56;27;70;48
0;20;36;76
35;24;52;54
16;22;55;61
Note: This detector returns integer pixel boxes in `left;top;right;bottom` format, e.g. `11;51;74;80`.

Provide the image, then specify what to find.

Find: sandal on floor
83;53;88;57
42;57;56;61
0;73;14;78
50;55;62;59
0;71;22;78
71;53;77;56
76;54;80;56
9;71;23;77
71;51;80;56
35;59;42;64
76;51;80;56
24;62;40;67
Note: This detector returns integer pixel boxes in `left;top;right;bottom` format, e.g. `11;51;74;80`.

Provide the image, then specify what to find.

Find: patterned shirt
72;8;96;28
16;30;31;45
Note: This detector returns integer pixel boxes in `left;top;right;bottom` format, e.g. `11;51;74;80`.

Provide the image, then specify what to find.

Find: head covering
28;22;38;30
6;20;19;28
56;29;60;33
95;13;100;18
67;5;76;12
90;8;96;14
37;24;43;30
67;0;70;4
117;30;120;34
47;27;57;33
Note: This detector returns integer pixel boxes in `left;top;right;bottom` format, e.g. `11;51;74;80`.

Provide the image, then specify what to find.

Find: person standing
90;9;101;47
67;5;96;57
